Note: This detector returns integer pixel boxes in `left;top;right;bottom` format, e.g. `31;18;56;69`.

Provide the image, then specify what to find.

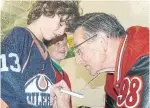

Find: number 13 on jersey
0;53;21;72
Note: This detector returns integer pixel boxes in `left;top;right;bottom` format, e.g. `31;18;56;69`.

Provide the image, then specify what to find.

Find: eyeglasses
74;34;97;56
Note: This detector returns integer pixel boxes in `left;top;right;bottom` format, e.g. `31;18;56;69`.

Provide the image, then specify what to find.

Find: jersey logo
37;75;48;91
25;74;53;108
117;76;143;108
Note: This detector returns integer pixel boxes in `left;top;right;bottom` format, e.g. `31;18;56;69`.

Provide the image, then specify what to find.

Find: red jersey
52;60;72;108
105;26;149;108
55;68;72;89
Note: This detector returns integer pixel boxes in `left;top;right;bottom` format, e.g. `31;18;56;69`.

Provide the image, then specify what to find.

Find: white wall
60;58;106;108
80;0;149;29
61;1;149;108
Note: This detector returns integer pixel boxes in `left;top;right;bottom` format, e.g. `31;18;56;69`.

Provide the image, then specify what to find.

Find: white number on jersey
0;53;21;72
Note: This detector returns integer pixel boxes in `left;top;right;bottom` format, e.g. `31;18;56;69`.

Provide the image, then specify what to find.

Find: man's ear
96;32;108;52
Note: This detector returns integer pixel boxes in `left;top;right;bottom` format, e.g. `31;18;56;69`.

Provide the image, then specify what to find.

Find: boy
45;33;72;107
1;1;80;108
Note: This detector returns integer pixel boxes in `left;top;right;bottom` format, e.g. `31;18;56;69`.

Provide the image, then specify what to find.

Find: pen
48;78;84;98
60;89;84;98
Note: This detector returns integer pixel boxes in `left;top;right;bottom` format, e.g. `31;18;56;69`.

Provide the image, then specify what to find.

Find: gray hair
70;13;126;40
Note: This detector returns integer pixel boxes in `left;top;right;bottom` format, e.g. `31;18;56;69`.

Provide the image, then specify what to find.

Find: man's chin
87;69;97;76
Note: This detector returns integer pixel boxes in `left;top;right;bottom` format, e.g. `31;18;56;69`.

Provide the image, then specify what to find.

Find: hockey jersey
1;27;56;108
52;60;71;88
105;26;149;108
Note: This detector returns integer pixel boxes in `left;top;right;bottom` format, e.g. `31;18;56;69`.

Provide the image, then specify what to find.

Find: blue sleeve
126;55;149;108
1;27;32;73
1;27;38;108
116;55;149;108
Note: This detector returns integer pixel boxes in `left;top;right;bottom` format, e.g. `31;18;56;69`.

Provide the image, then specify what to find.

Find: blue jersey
1;27;55;108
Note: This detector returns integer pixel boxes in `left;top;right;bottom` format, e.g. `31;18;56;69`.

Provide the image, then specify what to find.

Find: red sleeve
55;70;72;108
63;72;71;90
105;73;117;100
63;72;72;108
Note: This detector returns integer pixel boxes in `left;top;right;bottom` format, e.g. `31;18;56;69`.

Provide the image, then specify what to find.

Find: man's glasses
74;34;97;56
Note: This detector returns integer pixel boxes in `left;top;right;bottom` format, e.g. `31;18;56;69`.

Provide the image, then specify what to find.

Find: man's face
40;14;71;40
73;27;107;76
48;37;68;62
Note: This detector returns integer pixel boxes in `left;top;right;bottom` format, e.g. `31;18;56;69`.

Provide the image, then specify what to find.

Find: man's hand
50;80;70;108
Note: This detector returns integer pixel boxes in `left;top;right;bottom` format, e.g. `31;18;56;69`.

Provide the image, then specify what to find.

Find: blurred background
0;0;149;108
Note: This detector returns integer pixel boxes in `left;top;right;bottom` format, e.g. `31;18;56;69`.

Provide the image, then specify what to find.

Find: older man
50;13;149;108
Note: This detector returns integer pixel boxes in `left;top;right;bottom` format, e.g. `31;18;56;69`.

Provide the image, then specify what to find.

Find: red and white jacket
105;26;149;108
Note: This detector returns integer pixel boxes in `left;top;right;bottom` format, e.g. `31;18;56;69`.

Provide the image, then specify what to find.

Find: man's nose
75;55;83;65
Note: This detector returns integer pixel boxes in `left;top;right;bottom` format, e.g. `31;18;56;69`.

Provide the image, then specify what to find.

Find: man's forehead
74;27;85;38
73;27;85;47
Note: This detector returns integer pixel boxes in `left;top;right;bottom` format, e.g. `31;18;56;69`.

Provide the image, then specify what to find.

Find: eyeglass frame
74;34;98;56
